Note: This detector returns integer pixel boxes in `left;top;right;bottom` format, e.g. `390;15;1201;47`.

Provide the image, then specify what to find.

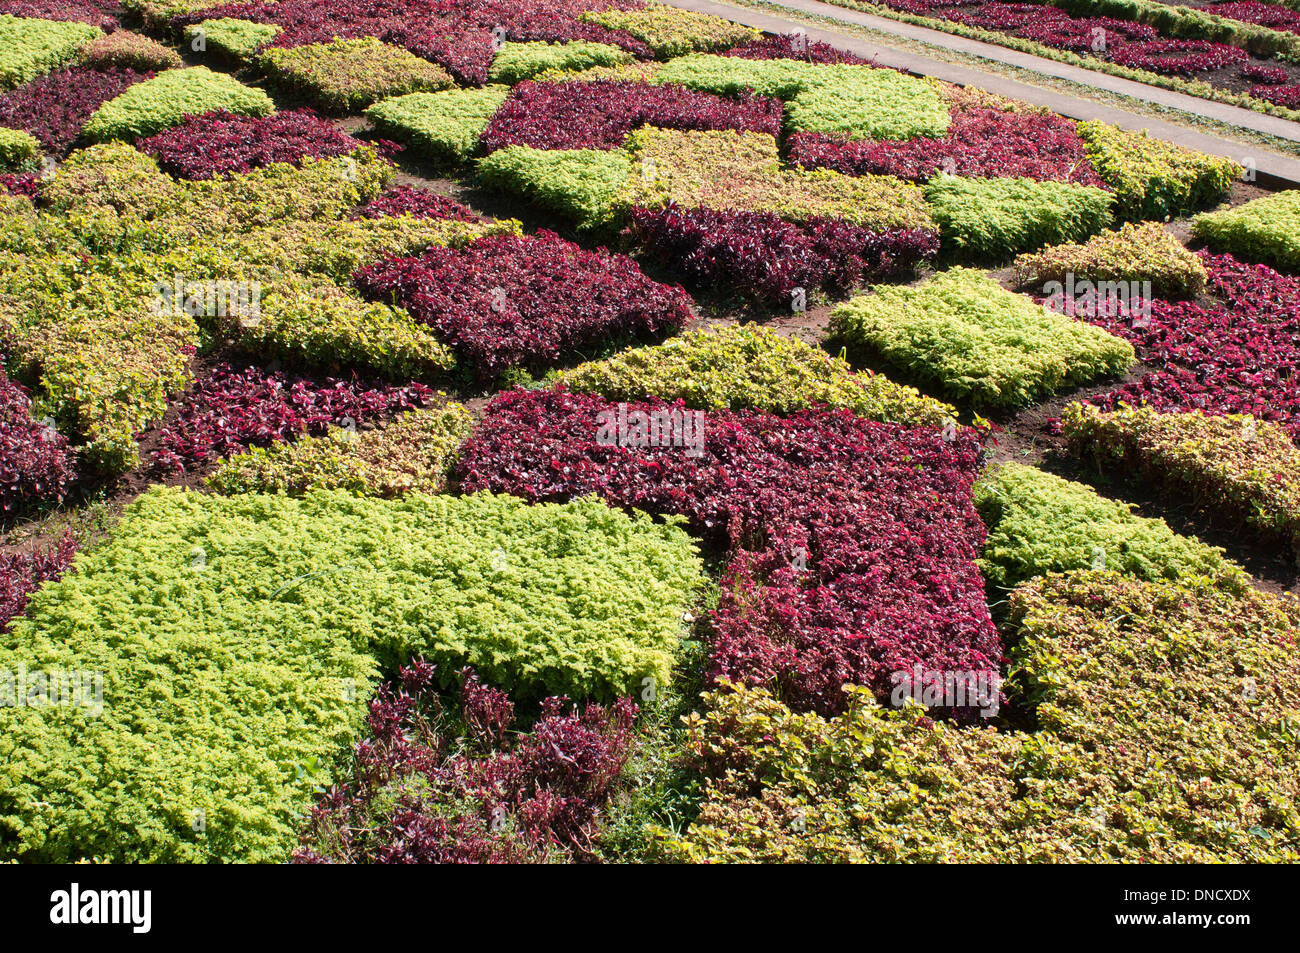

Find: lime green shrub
476;145;631;228
1077;121;1239;222
83;66;272;142
560;325;955;426
974;461;1245;592
623;127;933;229
489;41;633;84
924;175;1114;263
1192;189;1300;272
655;54;951;140
208;403;473;496
1012;222;1207;299
258;37;453;113
0;14;100;90
579;4;760;58
661;571;1300;863
1062;403;1300;554
0;487;701;862
828;267;1134;411
366;86;510;162
184;18;282;64
0;128;40;173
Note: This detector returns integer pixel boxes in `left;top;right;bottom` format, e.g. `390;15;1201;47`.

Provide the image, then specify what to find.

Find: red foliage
721;32;874;64
0;66;150;156
1240;62;1289;84
152;363;434;472
0;0;119;28
455;388;1001;716
1;371;75;515
136;109;379;180
0;173;40;199
354;230;693;379
1250;82;1300;107
293;661;639;864
1206;1;1300;36
478;79;784;153
349;185;483;222
0;534;77;632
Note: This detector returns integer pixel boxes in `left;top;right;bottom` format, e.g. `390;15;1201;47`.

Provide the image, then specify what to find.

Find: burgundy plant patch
350;185;483;222
0;0;119;28
355;229;693;379
1;371;75;515
0;534;77;632
456;387;1001;717
721;32;874;64
0;65;150;156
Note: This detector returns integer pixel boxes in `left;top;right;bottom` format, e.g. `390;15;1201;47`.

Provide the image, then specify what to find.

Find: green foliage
924;175;1114;263
366;86;510;162
623;127;933;229
0;127;40;173
185;18;282;63
579;4;759;58
77;30;184;72
82;66;272;142
208;403;474;496
489;41;633;84
257;37;453;113
0;487;702;862
1062;403;1300;553
560;325;955;426
1192;189;1300;272
0;14;100;90
476;145;631;229
974;461;1245;592
661;571;1300;863
1012;222;1207;299
829;267;1134;411
1076;121;1239;222
655;54;951;140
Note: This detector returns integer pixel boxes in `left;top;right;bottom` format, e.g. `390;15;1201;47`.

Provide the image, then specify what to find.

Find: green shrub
184;18;282;64
366;86;510;162
476;145;631;229
208;403;473;496
0;14;100;90
661;571;1300;863
83;66;272;142
0;128;40;173
924;175;1114;263
1077;120;1239;222
974;461;1245;592
623;127;933;230
0;487;702;862
579;4;760;58
1012;221;1207;299
77;30;184;72
560;325;954;426
828;267;1134;411
655;54;951;140
489;40;633;84
257;37;453;113
1062;403;1300;555
1192;189;1300;272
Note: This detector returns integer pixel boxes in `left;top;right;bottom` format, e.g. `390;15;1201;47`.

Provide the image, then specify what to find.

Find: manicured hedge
0;127;39;171
974;461;1245;592
0;14;99;90
923;175;1115;262
560;325;955;426
257;37;453;113
1077;120;1240;222
1062;403;1300;554
828;267;1135;411
664;571;1300;862
476;144;631;227
367;85;510;162
1192;188;1300;271
488;40;634;84
1012;221;1207;299
208;403;473;496
82;66;272;142
579;4;760;58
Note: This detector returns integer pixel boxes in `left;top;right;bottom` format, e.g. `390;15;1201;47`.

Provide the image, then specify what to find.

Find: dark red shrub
0;533;76;631
721;32;874;64
478;79;784;153
0;0;119;28
135;109;377;180
627;203;938;305
349;185;482;222
0;172;40;199
1240;62;1289;84
455;388;1001;716
152;363;434;472
293;661;638;864
0;65;150;156
355;229;693;379
1;371;74;515
1251;83;1300;108
1107;38;1249;75
1206;1;1300;36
